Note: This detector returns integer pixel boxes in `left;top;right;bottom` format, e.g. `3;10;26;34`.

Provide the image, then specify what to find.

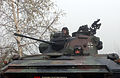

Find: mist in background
54;0;120;54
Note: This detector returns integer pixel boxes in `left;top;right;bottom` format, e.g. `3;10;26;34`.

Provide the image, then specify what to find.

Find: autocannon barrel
14;33;69;51
14;33;55;45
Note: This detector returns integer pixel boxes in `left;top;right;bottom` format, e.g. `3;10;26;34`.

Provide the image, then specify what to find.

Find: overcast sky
54;0;120;54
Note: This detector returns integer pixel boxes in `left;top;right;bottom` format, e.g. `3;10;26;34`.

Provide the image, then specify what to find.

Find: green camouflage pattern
1;35;120;78
2;55;109;73
1;23;120;78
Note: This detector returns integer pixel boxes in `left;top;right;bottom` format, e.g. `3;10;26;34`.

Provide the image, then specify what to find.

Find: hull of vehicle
1;55;120;78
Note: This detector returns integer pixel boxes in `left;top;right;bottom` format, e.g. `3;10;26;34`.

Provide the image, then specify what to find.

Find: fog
55;0;120;54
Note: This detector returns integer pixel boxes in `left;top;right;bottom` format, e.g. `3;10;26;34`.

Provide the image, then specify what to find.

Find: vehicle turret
14;19;103;56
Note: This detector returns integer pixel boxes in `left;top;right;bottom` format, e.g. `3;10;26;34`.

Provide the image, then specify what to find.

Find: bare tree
0;0;63;68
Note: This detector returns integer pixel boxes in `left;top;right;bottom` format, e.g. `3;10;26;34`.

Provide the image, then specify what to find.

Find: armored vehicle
1;19;120;78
